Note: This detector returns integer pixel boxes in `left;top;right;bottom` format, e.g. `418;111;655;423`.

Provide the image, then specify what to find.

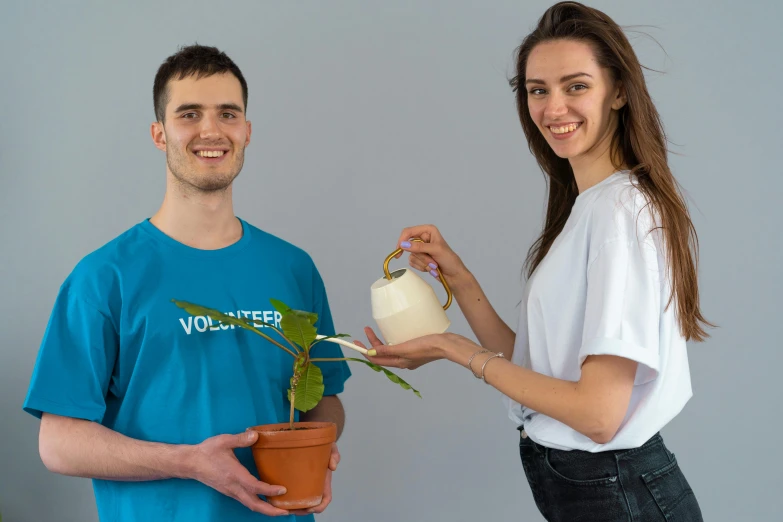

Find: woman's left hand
357;327;459;370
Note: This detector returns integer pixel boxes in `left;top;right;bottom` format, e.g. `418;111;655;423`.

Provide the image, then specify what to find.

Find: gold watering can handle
383;238;453;310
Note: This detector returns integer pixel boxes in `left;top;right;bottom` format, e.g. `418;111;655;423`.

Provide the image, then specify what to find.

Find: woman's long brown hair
511;1;713;341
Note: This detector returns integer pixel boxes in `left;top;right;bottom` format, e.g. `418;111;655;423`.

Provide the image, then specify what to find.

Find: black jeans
518;428;703;521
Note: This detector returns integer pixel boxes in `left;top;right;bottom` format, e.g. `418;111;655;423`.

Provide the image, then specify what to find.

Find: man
23;44;351;521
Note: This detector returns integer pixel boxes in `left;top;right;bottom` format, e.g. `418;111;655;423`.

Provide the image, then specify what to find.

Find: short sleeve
578;238;661;385
23;283;118;422
308;266;352;396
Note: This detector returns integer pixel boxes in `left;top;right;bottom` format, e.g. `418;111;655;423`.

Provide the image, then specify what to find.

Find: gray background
1;0;780;520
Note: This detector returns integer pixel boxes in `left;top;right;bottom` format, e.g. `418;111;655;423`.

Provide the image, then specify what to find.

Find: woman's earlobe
613;85;628;110
611;90;627;110
612;93;628;111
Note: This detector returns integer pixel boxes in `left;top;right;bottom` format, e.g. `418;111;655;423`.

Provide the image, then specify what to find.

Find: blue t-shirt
23;218;352;521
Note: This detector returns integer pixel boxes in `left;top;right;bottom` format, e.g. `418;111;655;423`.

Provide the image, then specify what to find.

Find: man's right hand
38;414;291;516
188;430;289;516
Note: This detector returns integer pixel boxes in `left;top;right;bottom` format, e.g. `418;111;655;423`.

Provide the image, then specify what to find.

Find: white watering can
369;238;453;345
316;238;453;355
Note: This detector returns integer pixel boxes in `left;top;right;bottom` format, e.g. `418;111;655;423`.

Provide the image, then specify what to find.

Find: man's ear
151;121;167;152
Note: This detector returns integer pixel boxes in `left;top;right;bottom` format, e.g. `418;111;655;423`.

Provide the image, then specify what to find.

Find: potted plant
172;298;419;509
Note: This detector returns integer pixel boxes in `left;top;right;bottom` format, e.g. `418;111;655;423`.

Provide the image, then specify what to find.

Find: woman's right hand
395;225;470;288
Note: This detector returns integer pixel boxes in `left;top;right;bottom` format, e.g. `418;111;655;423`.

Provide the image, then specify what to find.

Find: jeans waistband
517;425;663;456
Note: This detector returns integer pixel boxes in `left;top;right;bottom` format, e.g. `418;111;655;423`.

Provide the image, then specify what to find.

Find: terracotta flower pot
249;421;337;510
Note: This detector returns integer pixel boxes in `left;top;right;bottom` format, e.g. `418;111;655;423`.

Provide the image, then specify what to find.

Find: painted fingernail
430;270;439;278
429;262;438;269
400;241;411;248
367;349;377;356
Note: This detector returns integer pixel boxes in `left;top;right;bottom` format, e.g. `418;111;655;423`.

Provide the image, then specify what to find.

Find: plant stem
289;386;296;430
309;358;352;362
314;335;369;355
243;328;298;358
256;322;302;354
288;360;306;430
212;313;299;357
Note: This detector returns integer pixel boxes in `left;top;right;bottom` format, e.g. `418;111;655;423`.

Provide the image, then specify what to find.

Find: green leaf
269;299;292;315
171;299;293;351
292;363;325;412
292;309;319;325
345;358;422;398
281;312;318;351
236;315;277;330
172;300;252;330
269;299;318;324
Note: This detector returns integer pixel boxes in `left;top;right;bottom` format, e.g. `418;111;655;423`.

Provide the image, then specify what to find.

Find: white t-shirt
504;171;693;452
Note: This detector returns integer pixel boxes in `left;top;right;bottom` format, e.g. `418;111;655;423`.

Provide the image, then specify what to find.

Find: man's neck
149;175;243;250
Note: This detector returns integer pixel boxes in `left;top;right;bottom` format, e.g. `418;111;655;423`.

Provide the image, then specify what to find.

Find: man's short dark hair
153;44;248;122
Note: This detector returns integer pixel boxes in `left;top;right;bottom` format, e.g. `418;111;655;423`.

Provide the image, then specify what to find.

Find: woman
359;2;711;521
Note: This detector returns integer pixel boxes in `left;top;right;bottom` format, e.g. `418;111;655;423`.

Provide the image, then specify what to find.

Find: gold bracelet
467;349;490;378
480;352;505;383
